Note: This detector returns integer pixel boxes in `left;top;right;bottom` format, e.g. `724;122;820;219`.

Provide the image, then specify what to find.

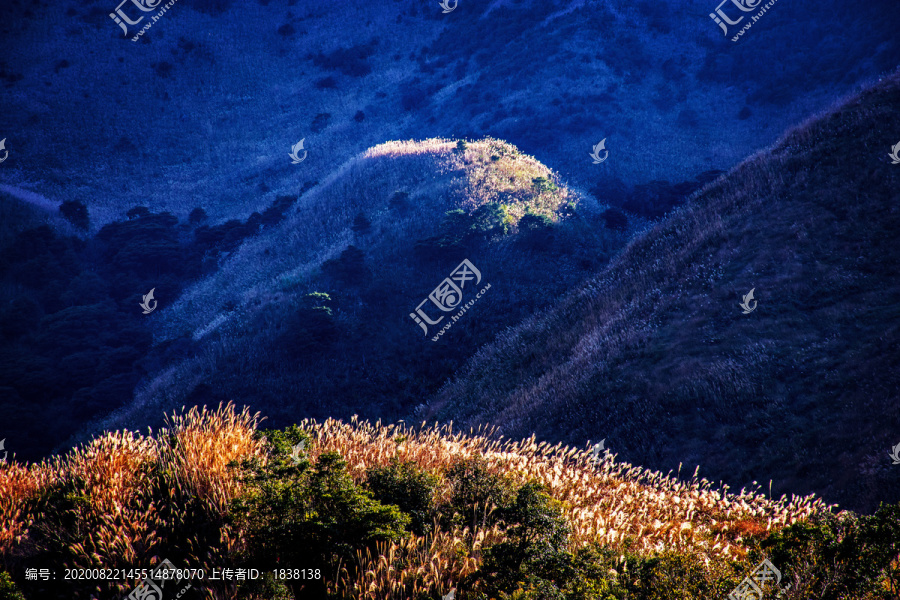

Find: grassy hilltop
84;137;623;442
2;403;898;599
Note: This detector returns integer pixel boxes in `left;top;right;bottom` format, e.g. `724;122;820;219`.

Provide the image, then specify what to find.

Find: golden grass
364;137;572;220
302;416;825;564
0;461;52;552
0;403;264;598
161;404;266;515
331;526;500;600
0;404;826;599
53;430;161;568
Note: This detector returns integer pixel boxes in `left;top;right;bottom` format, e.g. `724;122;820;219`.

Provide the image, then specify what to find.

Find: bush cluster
2;410;898;600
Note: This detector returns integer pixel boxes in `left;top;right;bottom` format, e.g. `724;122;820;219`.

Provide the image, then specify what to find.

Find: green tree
322;245;369;285
366;459;438;535
351;212;372;233
472;203;509;236
389;191;411;213
761;503;900;599
475;483;572;596
126;206;151;219
414;209;475;258
441;456;516;531
189;207;208;225
532;176;558;195
518;212;555;250
600;207;628;232
280;293;337;356
230;428;410;597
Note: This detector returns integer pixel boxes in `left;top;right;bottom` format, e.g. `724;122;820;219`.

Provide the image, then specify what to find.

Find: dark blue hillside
0;0;896;225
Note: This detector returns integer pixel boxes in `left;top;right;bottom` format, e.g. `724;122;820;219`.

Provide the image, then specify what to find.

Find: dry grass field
0;403;835;599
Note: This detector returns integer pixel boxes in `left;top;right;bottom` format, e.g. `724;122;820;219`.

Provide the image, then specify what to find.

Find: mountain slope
1;404;837;599
425;71;900;513
87;138;620;442
1;0;898;226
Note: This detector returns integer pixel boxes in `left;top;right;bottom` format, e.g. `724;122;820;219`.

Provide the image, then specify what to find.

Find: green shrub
414;209;474;258
600;207;628;232
351;212;372;233
440;456;517;531
472;203;509;236
126;206;151;219
229;432;410;597
760;503;900;599
322;245;369;285
188;206;208;224
518;213;555;250
311;41;377;77
531;177;558;195
0;571;25;600
620;551;731;600
311;112;331;133
402;87;428;111
280;292;337;356
475;483;572;596
366;458;438;535
389;190;411;214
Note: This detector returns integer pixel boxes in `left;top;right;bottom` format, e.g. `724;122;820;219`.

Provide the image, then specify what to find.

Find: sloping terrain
86;138;621;442
0;0;897;226
1;404;845;599
1;0;899;518
426;71;900;513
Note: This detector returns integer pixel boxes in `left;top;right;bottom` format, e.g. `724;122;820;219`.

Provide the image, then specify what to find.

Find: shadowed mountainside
426;71;900;514
85;138;623;443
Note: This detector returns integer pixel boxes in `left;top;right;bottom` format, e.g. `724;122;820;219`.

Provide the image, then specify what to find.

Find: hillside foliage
426;70;900;514
88;137;623;449
2;404;897;599
0;188;312;461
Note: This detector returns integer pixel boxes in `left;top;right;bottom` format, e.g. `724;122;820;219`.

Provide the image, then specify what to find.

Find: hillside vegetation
1;0;897;225
87;138;622;444
426;71;900;513
4;403;898;599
